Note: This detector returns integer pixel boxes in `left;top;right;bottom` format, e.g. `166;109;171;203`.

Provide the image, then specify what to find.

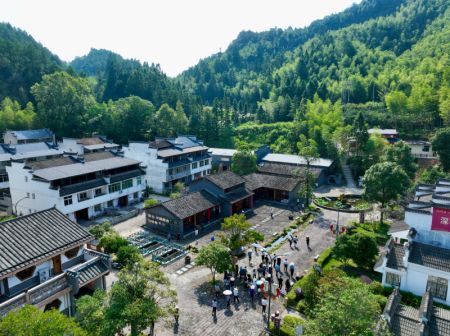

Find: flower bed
314;195;370;213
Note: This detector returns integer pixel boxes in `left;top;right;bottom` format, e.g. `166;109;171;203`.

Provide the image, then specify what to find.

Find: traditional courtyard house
0;208;110;318
189;170;254;216
375;179;450;305
7;151;145;221
259;153;335;185
60;136;120;155
3;129;55;145
368;128;399;144
145;191;221;237
379;289;450;335
123;136;211;193
243;173;302;204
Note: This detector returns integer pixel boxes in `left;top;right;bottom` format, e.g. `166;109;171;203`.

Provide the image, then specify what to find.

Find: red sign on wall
431;207;450;232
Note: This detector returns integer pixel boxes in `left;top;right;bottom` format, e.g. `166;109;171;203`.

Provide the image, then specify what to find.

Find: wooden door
53;255;62;274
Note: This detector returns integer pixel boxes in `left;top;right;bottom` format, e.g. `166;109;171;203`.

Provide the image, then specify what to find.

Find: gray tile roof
110;169;143;183
222;188;254;203
262;153;333;168
383;290;450;336
409;242;450;273
77;259;109;285
386;243;406;270
205;171;246;190
0;208;92;278
33;157;141;181
244;173;300;192
161;191;220;219
257;162;322;179
158;145;208;158
8;129;53;141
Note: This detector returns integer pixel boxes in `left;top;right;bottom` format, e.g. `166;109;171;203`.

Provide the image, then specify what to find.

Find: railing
28;273;68;305
0;293;26;317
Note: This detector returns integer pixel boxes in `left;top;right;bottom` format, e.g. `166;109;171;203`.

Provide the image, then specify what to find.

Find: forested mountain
70;48;115;76
0;0;448;152
179;0;450;136
0;23;63;104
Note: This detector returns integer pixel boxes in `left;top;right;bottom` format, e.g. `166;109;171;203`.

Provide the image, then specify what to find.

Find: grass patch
269;315;304;335
0;215;16;222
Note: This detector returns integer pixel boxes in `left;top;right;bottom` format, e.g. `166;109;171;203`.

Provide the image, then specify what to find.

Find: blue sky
0;0;360;76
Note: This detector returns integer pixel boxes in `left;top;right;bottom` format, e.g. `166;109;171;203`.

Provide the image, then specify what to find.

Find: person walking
274;263;280;277
289;262;295;278
249;285;255;302
252;268;257;279
276;287;281;299
270;207;274;219
278;275;283;289
285;278;291;292
293;236;298;249
306;236;310;249
226;295;231;309
233;287;240;303
261;297;268;315
215;283;220;297
174;306;179;324
288;235;293;248
212;298;218;316
247;249;253;264
234;264;239;278
283;258;289;273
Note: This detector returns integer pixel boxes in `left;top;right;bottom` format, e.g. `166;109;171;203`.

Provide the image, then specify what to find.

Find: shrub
143;199;158;208
116;245;142;266
99;233;129;254
270;315;305;336
400;291;422;308
368;281;385;295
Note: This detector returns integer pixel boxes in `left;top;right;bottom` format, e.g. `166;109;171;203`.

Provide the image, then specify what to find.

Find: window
427;276;448;300
107;200;114;207
109;183;121;193
94;204;102;212
385;272;401;287
204;159;209;166
200;160;204;167
64;246;80;259
0;174;8;183
32;193;35;199
16;266;36;281
26;192;30;198
64;195;73;206
95;188;103;196
133;192;139;199
122;179;133;189
207;169;211;175
192;162;198;169
137;176;142;185
79;192;88;201
423;145;430;152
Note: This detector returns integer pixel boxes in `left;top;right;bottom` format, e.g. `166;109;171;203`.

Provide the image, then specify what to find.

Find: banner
431;207;450;232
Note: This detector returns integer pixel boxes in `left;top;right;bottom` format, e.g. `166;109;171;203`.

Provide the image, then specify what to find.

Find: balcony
0;273;69;318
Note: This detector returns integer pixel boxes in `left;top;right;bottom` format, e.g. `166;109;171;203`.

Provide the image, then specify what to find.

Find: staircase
341;160;356;188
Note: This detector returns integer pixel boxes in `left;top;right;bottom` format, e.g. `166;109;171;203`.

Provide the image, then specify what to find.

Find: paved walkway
155;208;359;335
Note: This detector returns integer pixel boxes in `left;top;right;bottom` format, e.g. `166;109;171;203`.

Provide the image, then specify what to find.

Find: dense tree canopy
231;150;257;175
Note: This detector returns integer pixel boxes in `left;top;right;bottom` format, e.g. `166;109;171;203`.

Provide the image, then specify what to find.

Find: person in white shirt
261;297;268;314
233;287;240;303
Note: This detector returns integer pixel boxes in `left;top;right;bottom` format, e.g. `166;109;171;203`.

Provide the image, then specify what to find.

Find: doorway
75;208;89;221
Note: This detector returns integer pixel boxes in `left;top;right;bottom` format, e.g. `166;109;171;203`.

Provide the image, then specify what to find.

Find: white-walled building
405;140;438;160
375;179;450;305
0;209;110;318
0;141;63;215
7;151;145;221
60;136;120;155
123;136;211;193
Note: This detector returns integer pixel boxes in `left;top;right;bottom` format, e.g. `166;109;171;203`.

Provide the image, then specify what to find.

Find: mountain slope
70;48;116;76
0;22;63;103
179;0;449;134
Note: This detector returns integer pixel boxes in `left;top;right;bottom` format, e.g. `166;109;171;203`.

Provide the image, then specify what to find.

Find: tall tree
383;141;418;178
231;150;257;175
31;71;95;137
195;242;232;284
363;162;410;223
432;127;450;172
0;305;87;336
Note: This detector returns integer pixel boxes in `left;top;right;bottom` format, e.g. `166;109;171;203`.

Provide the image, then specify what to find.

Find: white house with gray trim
375;179;450;305
123;136;211;193
7;151;145;221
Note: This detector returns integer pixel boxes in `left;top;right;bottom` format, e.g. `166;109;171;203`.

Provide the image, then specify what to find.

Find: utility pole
336;209;340;238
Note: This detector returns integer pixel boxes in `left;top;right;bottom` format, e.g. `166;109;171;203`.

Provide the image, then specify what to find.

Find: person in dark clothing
278;276;283;289
306;236;310;249
235;264;239;278
285;279;291;292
